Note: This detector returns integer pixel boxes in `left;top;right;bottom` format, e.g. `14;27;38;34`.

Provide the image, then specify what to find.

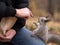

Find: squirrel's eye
41;19;44;22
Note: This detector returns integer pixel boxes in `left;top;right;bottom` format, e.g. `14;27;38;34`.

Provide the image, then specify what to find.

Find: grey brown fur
32;17;49;43
32;17;60;44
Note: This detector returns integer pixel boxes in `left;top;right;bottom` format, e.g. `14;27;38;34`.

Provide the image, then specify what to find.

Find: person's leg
0;42;3;45
10;27;45;45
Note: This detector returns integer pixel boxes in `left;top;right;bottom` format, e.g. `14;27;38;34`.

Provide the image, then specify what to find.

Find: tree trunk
47;0;55;16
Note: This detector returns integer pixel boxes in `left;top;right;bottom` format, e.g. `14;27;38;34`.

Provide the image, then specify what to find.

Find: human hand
16;8;33;19
0;29;16;42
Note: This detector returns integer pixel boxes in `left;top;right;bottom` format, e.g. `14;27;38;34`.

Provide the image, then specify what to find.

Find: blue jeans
0;27;45;45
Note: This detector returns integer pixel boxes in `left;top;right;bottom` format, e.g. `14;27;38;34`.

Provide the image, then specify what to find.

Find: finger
0;34;5;39
5;30;16;40
0;39;11;42
30;11;33;17
6;29;16;36
2;29;16;40
5;29;13;36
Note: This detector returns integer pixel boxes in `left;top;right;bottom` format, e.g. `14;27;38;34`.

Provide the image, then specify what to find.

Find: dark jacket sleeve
12;0;29;32
12;0;29;9
0;2;16;19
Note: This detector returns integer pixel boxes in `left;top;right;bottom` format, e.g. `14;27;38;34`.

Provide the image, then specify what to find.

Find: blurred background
26;0;60;45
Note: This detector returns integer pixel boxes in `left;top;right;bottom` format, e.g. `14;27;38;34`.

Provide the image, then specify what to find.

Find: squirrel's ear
45;14;52;18
45;15;49;18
